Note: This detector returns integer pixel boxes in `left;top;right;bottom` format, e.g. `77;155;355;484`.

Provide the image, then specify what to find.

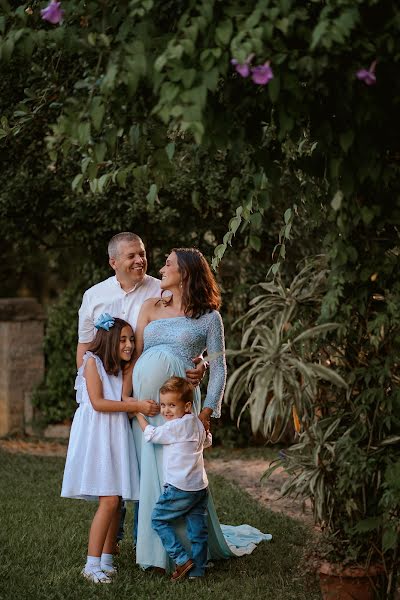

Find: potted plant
226;257;400;599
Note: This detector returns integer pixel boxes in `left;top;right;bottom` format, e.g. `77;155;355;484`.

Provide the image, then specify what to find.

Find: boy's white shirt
143;413;212;492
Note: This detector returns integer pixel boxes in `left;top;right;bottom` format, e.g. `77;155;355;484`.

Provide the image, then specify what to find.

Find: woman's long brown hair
172;247;221;318
88;317;134;376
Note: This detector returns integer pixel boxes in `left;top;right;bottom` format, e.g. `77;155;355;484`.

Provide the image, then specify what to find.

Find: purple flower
356;61;377;86
251;62;274;85
231;54;254;78
40;0;64;24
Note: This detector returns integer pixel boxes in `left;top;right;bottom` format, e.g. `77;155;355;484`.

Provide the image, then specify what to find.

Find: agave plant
226;255;400;594
225;257;347;440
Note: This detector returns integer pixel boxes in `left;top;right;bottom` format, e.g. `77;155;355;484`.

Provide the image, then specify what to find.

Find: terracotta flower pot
319;561;383;600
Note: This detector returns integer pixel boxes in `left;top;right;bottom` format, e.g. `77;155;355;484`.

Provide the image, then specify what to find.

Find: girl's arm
121;299;152;399
121;300;160;417
85;358;135;413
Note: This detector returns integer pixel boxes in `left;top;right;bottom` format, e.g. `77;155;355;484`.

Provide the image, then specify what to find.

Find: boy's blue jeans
151;484;208;577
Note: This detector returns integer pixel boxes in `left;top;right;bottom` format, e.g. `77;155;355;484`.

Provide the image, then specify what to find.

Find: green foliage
32;276;91;423
226;257;347;440
230;253;400;573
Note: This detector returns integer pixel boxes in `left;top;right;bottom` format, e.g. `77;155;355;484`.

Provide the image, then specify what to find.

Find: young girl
61;313;139;584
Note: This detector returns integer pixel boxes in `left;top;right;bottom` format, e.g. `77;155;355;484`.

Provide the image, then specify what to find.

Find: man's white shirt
144;414;212;491
78;274;161;343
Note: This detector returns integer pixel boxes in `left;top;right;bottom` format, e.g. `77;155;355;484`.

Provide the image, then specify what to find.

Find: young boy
135;376;212;582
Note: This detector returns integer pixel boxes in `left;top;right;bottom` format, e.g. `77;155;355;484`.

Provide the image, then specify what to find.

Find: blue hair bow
95;312;115;331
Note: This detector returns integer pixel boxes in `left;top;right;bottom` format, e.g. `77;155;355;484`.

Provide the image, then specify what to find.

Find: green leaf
268;75;280;103
77;122;91;146
90;97;105;132
71;173;83;192
165;142;175;160
352;517;382;533
146;183;158;206
383;528;398;552
215;20;233;46
249;235;261;252
292;323;340;344
311;364;348;388
214;243;226;260
331;190;343;211
339;130;354;153
271;262;280;275
116;168;128;188
94;142;107;163
97;173;109;194
154;54;167;72
101;61;118;94
81;157;91;174
311;20;328;50
229;215;241;235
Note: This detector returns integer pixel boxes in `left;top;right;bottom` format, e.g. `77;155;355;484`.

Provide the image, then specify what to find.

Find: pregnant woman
130;247;271;572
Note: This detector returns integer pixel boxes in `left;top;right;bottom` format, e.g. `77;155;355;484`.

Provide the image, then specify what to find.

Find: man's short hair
108;232;143;259
159;376;194;405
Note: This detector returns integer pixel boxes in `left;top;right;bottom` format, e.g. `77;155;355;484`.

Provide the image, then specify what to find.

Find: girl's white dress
61;352;139;501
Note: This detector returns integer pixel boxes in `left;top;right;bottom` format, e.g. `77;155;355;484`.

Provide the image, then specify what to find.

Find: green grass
0;449;321;600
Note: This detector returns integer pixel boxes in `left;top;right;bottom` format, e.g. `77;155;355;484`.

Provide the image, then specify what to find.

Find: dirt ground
205;457;314;525
0;438;312;524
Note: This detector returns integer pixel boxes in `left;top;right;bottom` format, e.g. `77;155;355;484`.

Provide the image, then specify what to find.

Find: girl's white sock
83;555;111;582
85;555;101;569
101;553;116;574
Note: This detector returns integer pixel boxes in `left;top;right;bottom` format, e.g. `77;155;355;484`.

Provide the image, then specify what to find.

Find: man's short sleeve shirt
78;274;161;343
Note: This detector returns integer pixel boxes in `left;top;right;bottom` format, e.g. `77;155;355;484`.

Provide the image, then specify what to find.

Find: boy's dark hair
159;376;194;405
88;317;134;376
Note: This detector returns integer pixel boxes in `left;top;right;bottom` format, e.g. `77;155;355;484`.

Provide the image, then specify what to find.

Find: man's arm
76;292;95;369
76;342;91;369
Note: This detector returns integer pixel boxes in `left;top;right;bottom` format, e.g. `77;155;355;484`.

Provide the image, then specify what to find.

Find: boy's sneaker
171;559;194;582
81;568;112;584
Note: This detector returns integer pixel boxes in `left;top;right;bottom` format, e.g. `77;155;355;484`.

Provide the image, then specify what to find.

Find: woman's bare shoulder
140;297;163;317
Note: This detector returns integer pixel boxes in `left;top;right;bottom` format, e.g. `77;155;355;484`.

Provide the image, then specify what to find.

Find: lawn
0;449;321;600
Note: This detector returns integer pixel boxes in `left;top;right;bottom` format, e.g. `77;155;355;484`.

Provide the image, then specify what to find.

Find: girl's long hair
88;317;134;376
172;247;221;318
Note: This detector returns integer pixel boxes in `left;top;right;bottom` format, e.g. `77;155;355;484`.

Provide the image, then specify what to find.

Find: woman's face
159;252;181;290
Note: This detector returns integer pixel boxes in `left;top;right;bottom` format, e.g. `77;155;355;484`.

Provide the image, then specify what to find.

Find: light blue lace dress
131;311;272;572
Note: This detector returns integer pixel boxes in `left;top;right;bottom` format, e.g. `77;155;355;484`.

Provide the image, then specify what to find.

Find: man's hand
198;407;213;433
138;399;160;417
186;356;207;387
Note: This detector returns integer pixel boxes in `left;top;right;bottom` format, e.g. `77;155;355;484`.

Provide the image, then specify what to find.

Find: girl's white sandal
81;568;112;584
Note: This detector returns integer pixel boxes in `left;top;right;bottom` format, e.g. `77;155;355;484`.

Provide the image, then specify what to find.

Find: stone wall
0;298;45;436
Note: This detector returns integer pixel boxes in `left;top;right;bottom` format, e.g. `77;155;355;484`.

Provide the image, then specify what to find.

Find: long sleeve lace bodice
142;310;226;418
